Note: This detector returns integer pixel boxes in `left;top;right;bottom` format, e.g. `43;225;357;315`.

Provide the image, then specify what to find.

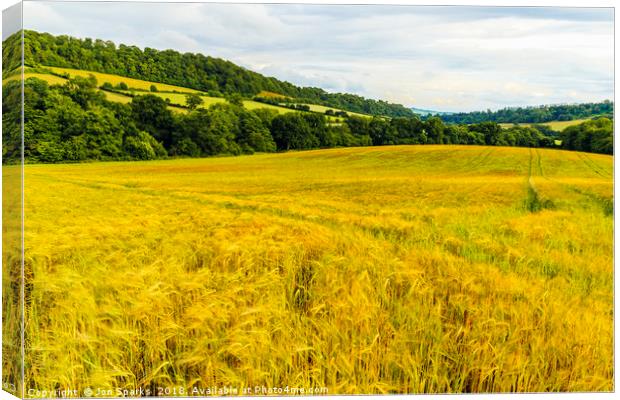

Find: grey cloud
22;2;613;112
3;2;21;41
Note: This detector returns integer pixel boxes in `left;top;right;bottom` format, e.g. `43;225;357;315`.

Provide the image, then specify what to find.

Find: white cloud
22;2;613;112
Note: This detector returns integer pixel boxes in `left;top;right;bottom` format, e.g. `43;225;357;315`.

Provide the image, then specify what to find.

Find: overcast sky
22;2;613;112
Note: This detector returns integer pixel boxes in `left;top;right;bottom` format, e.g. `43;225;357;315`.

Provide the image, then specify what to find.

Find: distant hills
410;107;454;116
4;30;612;126
438;101;613;124
411;103;613;125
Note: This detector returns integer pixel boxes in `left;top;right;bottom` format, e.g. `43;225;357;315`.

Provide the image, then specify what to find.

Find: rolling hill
10;30;414;118
439;102;613;125
10;64;366;123
9;66;335;117
410;107;454;116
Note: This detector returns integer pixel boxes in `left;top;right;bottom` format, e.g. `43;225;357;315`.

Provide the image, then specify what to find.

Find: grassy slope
46;66;356;117
302;103;371;119
131;91;227;109
258;90;291;99
243;99;296;114
15;145;612;393
46;66;204;94
15;67;365;119
13;67;302;115
100;90;133;104
9;70;350;123
12;68;595;128
4;68;604;127
4;72;68;85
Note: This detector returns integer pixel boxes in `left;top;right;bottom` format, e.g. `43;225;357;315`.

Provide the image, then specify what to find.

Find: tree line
14;30;414;118
560;118;613;154
5;75;611;165
437;101;613;124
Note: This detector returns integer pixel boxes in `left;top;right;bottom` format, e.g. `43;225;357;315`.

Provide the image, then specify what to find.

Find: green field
14;145;613;394
138;91;227;108
121;91;299;115
101;90;133;104
243;99;298;114
301;103;371;119
45;66;204;94
4;72;68;86
13;67;328;116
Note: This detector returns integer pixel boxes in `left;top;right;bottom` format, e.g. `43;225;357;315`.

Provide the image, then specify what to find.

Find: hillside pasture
136;91;227;109
3;72;67;86
101;89;133;104
302;103;372;119
258;90;290;99
9;67;392;120
243;99;299;114
45;66;204;94
12;70;305;115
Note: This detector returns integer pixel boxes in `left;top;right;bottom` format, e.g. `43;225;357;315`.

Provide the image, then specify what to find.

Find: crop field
301;103;371;119
101;90;133;104
243;99;298;114
241;101;346;121
45;66;204;94
499;119;591;131
139;92;226;109
257;90;291;99
3;72;67;86
15;68;323;116
10;145;613;394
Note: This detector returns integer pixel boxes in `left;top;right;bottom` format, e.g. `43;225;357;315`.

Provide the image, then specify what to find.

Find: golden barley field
7;145;614;395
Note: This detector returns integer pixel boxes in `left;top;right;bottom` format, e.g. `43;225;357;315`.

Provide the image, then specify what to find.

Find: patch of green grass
3;72;67;86
101;90;133;104
243;100;298;114
257;90;290;99
45;66;204;93
135;91;227;108
301;103;371;119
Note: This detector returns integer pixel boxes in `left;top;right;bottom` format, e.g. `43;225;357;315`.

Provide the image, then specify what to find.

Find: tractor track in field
524;148;553;213
568;186;614;216
449;147;496;177
532;148;613;217
469;148;496;171
534;148;545;178
576;152;612;179
586;152;613;178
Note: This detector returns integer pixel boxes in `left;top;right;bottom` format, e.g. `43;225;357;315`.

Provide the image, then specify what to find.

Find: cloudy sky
22;2;613;112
